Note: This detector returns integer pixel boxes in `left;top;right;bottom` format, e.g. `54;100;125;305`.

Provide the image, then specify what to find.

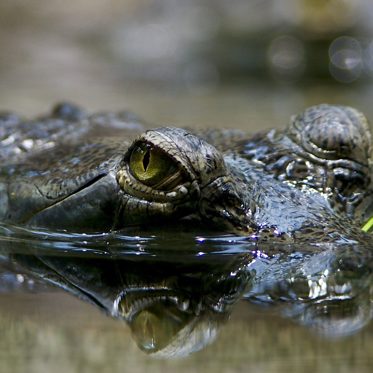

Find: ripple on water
0;222;371;343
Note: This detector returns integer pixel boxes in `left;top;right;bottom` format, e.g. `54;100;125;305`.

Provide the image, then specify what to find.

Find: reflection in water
2;242;251;357
0;223;372;357
244;244;373;338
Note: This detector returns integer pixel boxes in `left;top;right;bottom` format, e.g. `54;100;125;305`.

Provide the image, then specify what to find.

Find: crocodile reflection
244;244;373;338
9;252;251;357
2;239;373;356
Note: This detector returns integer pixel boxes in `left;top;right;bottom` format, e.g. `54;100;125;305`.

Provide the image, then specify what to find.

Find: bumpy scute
0;103;372;242
288;104;371;165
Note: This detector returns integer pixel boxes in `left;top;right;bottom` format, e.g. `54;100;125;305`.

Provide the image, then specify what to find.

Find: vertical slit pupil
143;149;151;171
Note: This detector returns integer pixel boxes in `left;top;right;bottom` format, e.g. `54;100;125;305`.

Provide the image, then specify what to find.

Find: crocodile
0;102;372;242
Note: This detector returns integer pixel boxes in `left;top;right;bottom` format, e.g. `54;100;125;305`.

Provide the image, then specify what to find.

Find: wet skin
0;103;372;242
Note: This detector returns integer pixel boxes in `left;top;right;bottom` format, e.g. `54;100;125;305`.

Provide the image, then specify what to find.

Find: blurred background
1;0;373;129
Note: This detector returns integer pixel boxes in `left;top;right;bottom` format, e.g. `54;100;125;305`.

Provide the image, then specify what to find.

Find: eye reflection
129;304;194;353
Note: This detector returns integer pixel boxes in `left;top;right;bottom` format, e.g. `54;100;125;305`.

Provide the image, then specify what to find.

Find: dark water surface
0;222;372;373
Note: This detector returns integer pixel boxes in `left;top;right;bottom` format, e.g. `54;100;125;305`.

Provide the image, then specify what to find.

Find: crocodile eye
129;142;178;189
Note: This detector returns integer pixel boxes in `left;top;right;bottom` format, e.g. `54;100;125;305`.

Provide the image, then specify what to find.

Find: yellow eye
129;143;177;189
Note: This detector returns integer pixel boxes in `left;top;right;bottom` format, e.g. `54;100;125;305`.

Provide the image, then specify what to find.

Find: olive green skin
0;103;372;242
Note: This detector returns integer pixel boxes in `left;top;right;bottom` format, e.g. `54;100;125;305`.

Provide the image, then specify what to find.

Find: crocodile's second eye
129;142;178;189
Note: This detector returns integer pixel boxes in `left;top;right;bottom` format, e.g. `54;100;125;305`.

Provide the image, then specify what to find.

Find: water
1;1;373;371
0;222;372;372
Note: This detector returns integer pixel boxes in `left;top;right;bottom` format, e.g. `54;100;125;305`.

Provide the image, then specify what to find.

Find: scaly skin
0;103;372;242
